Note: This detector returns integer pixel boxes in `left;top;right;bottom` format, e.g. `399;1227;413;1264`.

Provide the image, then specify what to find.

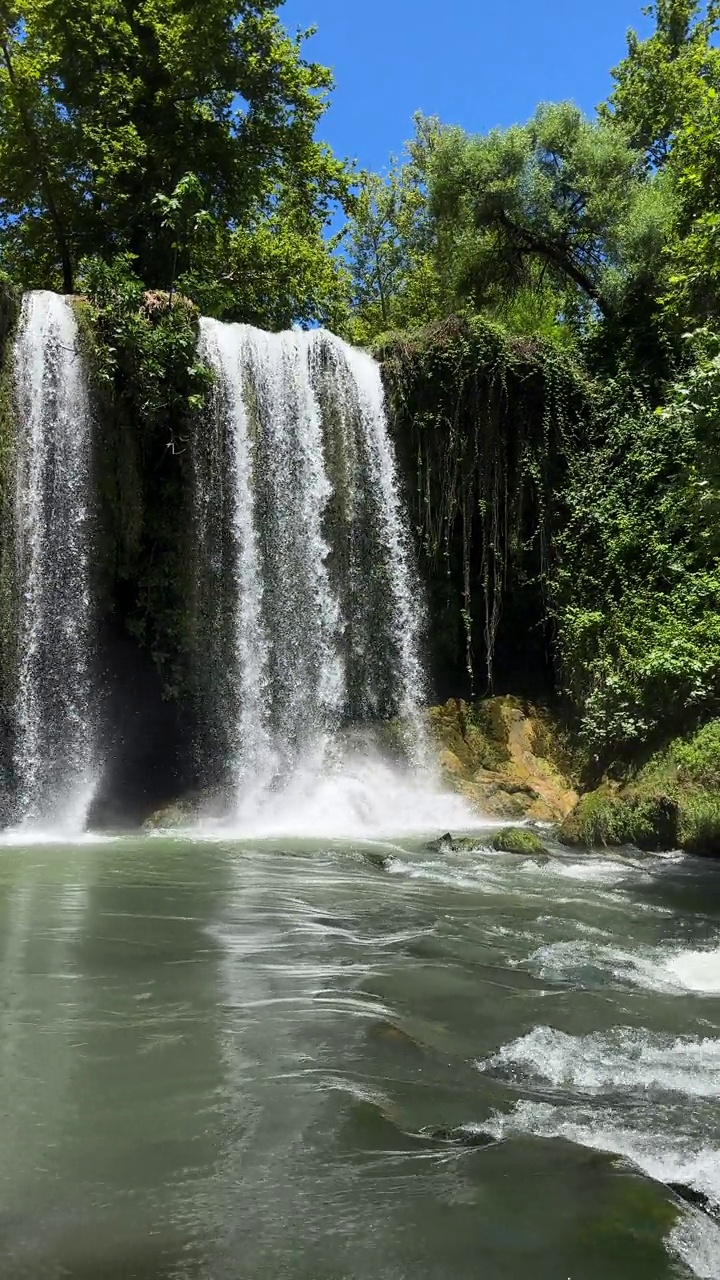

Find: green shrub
679;793;720;856
671;720;720;787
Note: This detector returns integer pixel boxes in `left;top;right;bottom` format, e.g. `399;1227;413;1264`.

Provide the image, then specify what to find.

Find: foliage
427;102;670;327
75;253;212;698
672;718;720;785
77;253;211;421
554;341;720;762
602;2;720;328
664;86;720;321
379;316;590;695
180;207;351;331
0;0;349;322
342;115;446;344
602;1;720;168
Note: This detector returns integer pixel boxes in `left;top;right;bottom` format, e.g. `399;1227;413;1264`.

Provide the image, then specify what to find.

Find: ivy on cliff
378;316;590;697
555;339;720;765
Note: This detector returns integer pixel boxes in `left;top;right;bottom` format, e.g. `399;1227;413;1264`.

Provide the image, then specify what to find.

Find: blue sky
280;0;653;172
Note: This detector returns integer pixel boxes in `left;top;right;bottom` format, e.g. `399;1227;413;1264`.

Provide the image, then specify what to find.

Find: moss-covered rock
426;833;484;853
559;719;720;855
428;695;578;822
488;826;548;856
426;827;547;855
558;789;678;850
72;278;212;711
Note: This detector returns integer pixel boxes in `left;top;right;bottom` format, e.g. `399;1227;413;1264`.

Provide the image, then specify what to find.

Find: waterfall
196;322;429;824
9;291;98;831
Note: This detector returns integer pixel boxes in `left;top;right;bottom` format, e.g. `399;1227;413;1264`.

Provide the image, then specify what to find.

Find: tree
0;0;350;322
0;0;76;290
427;102;669;327
342;114;446;343
663;86;720;321
178;195;352;331
597;2;720;331
601;1;720;167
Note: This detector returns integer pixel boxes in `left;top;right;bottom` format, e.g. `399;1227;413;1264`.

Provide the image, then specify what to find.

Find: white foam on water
543;858;647;885
0;828;121;848
663;949;720;995
194;752;490;842
668;1212;720;1280
526;938;720;995
482;1098;720;1211
478;1025;720;1098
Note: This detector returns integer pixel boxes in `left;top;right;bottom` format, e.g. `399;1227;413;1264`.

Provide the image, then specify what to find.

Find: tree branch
496;210;612;318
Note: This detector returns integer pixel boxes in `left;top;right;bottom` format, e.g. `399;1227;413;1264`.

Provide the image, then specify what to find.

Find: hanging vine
378;315;590;695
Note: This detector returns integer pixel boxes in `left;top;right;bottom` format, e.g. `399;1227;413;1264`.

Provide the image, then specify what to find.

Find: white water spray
10;291;98;831
195;324;457;835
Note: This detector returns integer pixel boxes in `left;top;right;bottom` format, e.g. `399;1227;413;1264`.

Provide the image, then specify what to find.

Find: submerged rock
426;832;465;853
667;1182;712;1211
367;1020;424;1052
142;801;195;831
362;849;390;871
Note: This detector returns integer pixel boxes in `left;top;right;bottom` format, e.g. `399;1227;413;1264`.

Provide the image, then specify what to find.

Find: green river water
0;834;719;1279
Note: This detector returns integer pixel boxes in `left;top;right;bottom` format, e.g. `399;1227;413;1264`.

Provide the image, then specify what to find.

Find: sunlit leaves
0;0;351;323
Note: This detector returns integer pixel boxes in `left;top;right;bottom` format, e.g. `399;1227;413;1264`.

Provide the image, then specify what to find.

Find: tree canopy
427;102;670;324
0;0;350;321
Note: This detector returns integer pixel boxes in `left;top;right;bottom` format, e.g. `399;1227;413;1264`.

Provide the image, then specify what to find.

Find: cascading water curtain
10;291;99;831
195;321;428;816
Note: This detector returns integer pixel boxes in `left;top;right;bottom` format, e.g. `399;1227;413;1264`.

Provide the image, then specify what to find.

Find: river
0;833;718;1279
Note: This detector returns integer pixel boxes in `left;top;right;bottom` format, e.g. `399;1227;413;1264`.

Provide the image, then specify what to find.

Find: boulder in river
488;826;548;856
426;828;548;856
